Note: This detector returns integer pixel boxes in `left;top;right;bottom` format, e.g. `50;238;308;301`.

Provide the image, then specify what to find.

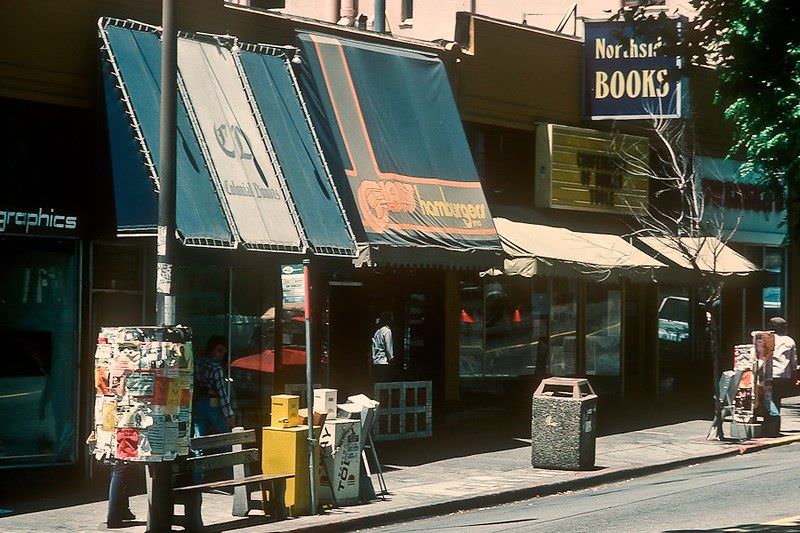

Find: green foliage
692;0;800;194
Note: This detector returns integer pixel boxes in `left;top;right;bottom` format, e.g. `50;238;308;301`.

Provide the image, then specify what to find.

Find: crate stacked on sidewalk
372;381;432;441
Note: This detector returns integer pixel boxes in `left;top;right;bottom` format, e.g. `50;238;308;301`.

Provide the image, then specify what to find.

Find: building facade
0;0;784;487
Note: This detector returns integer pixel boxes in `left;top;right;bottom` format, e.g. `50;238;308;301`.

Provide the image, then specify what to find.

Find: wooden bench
146;427;294;529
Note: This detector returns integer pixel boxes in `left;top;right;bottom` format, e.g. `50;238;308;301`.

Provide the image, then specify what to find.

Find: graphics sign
0;207;78;236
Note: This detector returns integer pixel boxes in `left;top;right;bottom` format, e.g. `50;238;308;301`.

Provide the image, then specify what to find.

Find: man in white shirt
769;317;797;422
371;311;394;383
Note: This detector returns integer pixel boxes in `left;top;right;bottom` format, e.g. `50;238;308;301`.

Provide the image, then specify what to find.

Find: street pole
156;0;177;327
148;0;177;530
304;258;319;515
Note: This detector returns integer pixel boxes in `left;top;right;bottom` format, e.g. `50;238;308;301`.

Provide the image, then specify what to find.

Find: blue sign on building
584;19;682;120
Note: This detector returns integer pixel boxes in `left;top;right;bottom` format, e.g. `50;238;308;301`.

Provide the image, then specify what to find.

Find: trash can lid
534;377;596;399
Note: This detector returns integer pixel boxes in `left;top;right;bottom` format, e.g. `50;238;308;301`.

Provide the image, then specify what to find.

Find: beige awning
637;236;759;275
488;218;665;278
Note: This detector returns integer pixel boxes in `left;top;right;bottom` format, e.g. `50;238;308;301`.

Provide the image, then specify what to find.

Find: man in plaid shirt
193;335;235;436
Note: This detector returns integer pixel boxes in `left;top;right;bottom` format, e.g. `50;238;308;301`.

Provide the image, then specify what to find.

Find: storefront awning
99;19;356;256
489;217;665;278
296;32;502;269
237;44;356;257
100;20;234;247
637;236;759;276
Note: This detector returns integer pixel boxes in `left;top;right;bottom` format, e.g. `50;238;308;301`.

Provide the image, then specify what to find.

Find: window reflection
0;240;79;466
585;284;621;394
549;279;577;376
484;280;534;376
459;284;483;377
657;287;691;395
763;247;784;321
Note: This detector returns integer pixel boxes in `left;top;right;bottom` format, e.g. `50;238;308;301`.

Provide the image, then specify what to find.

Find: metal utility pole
156;0;178;327
148;1;177;531
303;258;319;514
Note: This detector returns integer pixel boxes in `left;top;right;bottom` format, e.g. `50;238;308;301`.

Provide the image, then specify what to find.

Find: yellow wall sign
535;124;649;215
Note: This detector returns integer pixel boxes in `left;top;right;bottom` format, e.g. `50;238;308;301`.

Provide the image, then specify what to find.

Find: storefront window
175;265;228;356
484;279;534;376
531;279;550;376
763;247;785;322
459;282;484;377
549;279;578;376
585;284;621;394
175;265;279;428
0;239;79;466
230;267;277;429
657;286;691;395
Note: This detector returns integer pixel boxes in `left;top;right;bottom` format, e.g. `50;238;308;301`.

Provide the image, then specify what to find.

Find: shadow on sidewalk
666;524;800;532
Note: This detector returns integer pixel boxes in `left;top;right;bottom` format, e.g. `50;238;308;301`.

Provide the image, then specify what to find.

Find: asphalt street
367;443;800;533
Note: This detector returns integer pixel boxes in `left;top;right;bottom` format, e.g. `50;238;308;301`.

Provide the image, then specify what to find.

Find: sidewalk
3;399;800;532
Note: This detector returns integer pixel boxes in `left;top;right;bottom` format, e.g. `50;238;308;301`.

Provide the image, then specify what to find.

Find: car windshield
660;297;689;322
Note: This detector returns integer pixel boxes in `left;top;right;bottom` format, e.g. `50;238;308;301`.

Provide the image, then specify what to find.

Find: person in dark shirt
193;335;235;437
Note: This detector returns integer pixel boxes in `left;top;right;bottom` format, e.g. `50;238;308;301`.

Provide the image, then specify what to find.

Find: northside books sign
584;19;682;120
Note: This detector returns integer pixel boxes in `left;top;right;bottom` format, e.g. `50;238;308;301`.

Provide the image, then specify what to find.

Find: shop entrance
327;272;445;414
328;282;375;398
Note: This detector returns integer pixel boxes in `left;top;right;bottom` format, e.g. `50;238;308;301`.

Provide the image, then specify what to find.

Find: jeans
192;397;229;438
772;378;794;413
192;397;231;486
107;462;136;523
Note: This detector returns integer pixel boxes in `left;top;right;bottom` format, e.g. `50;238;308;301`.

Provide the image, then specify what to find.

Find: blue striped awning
98;19;356;257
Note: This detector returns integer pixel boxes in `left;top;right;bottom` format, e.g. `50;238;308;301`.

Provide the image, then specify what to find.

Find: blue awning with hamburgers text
296;33;501;269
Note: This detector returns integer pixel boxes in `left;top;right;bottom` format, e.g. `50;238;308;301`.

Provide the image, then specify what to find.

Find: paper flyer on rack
92;326;193;462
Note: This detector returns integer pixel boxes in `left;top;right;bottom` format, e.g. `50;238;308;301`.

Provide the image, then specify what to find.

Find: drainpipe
322;0;340;23
338;0;356;26
470;0;477;14
374;0;385;33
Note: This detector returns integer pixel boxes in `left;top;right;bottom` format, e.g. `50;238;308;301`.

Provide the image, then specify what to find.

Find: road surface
368;443;800;532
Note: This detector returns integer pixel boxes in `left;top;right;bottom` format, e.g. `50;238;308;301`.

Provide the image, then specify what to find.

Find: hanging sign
584;19;682;120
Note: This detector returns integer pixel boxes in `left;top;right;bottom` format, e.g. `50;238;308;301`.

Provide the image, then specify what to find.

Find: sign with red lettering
584;19;682;120
696;156;786;245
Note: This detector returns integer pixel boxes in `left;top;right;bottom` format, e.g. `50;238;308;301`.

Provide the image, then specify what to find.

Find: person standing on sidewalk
86;431;139;529
769;316;796;424
193;335;235;437
370;312;395;384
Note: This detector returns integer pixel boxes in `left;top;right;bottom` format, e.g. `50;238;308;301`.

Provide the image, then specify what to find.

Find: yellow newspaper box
271;394;300;428
262;425;320;516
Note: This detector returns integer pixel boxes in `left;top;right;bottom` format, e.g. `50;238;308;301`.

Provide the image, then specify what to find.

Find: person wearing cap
769;316;797;422
370;311;395;383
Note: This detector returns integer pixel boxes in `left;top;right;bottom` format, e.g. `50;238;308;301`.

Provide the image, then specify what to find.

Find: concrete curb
277;435;800;533
737;433;800;454
282;451;736;532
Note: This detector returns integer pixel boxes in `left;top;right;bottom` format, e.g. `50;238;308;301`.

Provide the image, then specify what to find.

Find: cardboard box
271;394;300;428
298;408;328;427
314;389;338;417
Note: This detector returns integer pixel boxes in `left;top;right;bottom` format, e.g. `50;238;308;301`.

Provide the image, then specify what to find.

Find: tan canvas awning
488;218;665;278
637;236;759;276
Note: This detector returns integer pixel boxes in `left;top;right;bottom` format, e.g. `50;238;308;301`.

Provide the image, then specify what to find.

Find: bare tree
614;110;743;440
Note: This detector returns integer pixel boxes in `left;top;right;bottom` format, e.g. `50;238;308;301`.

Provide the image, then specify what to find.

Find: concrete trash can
531;377;598;471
